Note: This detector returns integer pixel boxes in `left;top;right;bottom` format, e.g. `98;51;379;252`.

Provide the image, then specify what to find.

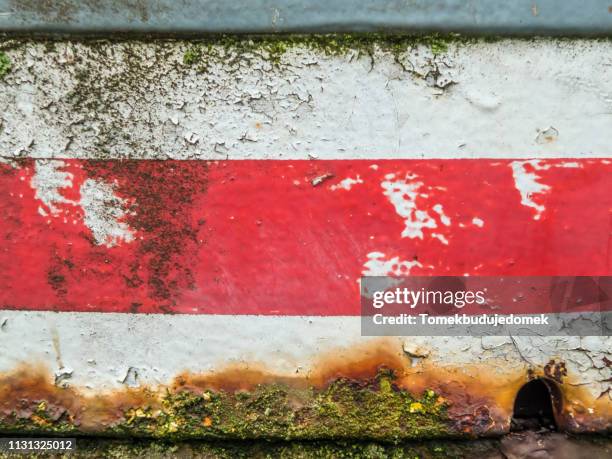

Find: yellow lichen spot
409;402;424;413
202;416;213;427
36;401;47;412
126;407;150;424
166;420;179;433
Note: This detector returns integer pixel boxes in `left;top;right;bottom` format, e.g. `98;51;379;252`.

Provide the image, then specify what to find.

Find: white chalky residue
362;252;423;276
30;160;75;215
510;160;551;220
79;179;135;248
381;174;437;239
330;175;363;191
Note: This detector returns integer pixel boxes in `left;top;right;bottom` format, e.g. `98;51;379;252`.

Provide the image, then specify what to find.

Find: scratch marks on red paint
0;158;610;315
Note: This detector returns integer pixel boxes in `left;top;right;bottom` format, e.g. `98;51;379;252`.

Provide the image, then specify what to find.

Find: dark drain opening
511;379;560;432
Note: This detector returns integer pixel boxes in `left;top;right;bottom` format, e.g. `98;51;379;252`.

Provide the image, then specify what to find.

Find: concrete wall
0;37;610;439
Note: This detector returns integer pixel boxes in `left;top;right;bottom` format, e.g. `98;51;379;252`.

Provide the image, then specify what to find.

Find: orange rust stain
0;363;159;431
0;364;81;421
309;338;407;387
555;381;612;433
0;339;609;435
173;338;406;392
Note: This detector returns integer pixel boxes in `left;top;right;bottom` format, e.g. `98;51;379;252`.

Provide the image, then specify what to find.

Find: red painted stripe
0;159;610;315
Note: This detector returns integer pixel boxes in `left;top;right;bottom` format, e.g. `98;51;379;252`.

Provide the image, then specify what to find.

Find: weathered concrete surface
0;36;610;439
1;37;612;160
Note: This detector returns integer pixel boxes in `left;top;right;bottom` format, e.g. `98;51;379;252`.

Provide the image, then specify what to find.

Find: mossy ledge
178;33;464;68
0;370;453;442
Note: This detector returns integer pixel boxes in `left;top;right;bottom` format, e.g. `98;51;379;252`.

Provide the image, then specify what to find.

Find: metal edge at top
0;0;611;36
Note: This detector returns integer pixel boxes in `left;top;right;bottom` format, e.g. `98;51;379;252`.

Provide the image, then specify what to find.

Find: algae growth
180;33;463;70
0;52;11;79
0;370;452;442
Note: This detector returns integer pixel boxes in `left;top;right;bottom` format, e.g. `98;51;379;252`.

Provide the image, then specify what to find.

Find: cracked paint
1;39;612;160
1;36;611;440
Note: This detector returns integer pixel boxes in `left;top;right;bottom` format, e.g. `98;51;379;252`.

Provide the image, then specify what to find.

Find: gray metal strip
0;0;611;36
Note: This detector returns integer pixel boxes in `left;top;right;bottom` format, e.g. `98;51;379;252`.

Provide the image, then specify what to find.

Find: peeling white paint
381;174;452;245
0;311;609;400
30;160;75;215
362;251;423;276
535;126;559;145
381;174;436;239
432;204;451;226
472;217;484;227
431;233;449;245
29;160;136;247
1;40;612;160
510;160;551;220
79;179;135;248
330;175;363;191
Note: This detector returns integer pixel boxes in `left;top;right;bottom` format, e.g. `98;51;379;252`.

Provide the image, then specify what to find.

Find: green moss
183;46;201;66
0;52;11;79
429;37;449;55
0;370;454;442
0;400;79;437
113;370;452;442
178;33;467;70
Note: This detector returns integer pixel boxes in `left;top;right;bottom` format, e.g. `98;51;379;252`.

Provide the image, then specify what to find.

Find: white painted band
1;39;612;160
0;311;609;400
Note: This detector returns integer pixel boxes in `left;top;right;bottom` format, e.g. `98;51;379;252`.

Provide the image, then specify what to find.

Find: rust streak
0;339;610;436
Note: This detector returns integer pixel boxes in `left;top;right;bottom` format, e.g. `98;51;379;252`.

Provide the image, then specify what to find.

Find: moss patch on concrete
0;371;453;442
0;51;11;79
179;33;466;70
114;371;452;442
